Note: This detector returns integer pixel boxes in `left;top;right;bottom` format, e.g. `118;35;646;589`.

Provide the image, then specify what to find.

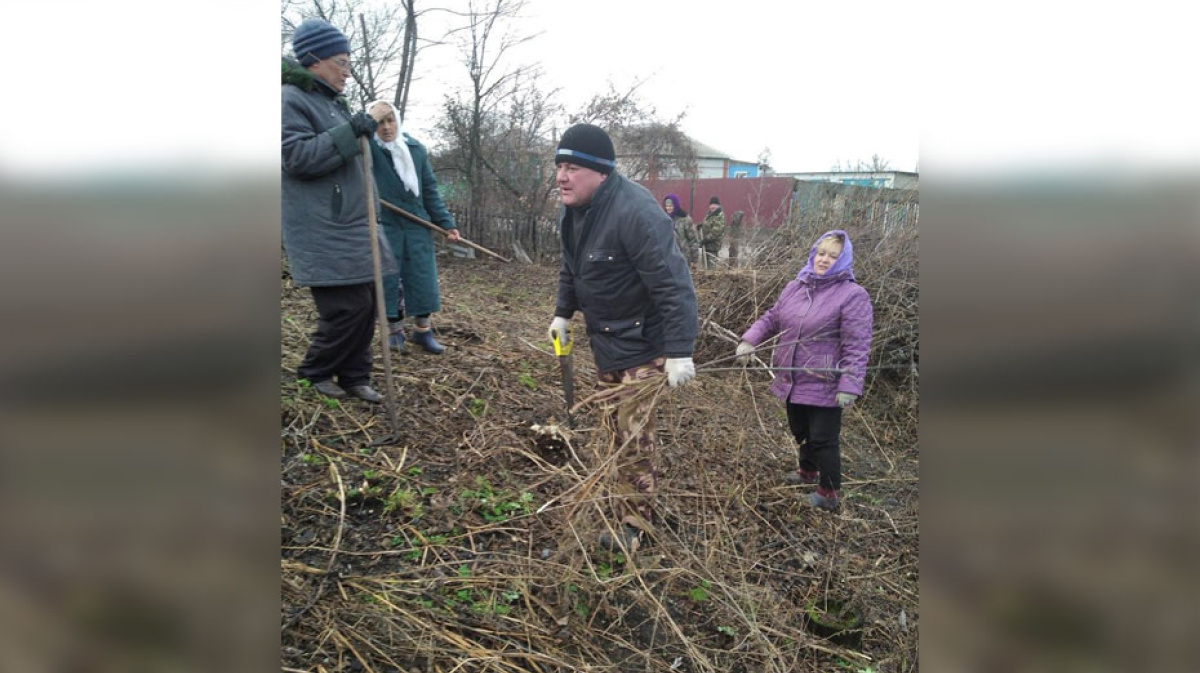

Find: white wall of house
777;171;919;190
615;156;727;179
614;136;733;179
695;158;726;179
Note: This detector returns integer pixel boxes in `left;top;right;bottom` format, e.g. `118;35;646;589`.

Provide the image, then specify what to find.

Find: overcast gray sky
3;0;1197;178
398;0;921;173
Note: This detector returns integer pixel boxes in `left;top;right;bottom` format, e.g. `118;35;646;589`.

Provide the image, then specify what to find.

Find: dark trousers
786;403;843;491
297;282;376;389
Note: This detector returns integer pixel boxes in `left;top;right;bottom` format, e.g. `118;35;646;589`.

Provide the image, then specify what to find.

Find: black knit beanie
709;195;721;205
555;123;616;175
293;18;352;66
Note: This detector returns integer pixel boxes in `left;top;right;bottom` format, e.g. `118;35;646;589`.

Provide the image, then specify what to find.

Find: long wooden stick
361;137;400;435
379;199;511;263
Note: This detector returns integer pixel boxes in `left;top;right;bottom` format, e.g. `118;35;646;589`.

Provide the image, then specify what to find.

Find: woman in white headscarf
367;100;461;354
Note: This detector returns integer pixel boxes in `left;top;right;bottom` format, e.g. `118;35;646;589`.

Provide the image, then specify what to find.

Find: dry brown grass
280;209;917;672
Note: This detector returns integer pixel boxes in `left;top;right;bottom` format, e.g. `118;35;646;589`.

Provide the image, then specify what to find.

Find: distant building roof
614;134;731;160
689;138;731;160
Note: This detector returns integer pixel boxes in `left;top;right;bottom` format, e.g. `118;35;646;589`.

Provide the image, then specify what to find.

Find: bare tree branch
282;0;429;111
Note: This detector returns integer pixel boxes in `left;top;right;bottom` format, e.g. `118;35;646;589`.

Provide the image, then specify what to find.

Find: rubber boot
807;487;839;511
411;326;445;354
784;469;819;486
346;385;383;403
312;379;346;399
387;320;407;353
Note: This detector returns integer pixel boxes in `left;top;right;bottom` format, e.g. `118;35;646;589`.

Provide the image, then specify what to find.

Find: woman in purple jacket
735;230;873;511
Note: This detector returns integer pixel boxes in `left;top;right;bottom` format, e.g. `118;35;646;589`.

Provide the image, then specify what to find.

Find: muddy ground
281;254;918;673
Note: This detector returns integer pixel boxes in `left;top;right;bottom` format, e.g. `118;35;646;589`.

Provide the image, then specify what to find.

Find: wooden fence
442;180;918;264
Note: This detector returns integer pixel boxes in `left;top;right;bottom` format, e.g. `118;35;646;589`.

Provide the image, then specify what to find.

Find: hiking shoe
346;385;383;403
807;488;839;512
597;524;643;554
411;328;445;354
312;379;346;399
784;469;819;486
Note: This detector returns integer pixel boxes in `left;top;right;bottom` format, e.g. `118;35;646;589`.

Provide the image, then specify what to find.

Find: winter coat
370;137;456;316
281;57;396;286
740;269;873;407
672;214;697;256
555;173;698;373
699;207;726;246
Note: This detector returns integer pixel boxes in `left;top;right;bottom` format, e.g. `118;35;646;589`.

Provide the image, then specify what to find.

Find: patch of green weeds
383;487;423;519
299;453;327;466
687;579;713;603
566;583;590;618
517;372;538;390
717;625;736;637
467;397;487;418
458;477;535;523
396;529;448;561
431;567;523;617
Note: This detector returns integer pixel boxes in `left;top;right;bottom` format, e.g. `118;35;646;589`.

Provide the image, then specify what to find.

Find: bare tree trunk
394;1;418;117
358;13;378;102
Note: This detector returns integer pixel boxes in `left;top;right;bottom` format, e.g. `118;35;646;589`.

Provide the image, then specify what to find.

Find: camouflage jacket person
674;215;697;254
699;207;726;247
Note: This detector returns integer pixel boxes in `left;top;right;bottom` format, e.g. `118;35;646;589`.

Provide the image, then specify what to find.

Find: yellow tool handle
551;328;573;357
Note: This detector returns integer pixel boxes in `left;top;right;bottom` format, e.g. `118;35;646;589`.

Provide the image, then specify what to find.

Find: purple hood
663;193;686;218
796;229;855;282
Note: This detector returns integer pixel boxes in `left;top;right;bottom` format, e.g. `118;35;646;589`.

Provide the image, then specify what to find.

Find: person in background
663;193;697;263
366;99;461;355
699;195;727;268
735;230;873;511
548;123;698;551
728;210;744;267
281;18;392;403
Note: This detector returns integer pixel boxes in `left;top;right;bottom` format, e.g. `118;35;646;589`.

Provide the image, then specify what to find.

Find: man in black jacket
546;123;698;551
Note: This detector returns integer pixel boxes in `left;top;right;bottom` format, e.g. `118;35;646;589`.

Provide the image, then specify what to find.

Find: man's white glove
664;357;695;387
837;392;858;408
548;317;570;345
735;341;755;363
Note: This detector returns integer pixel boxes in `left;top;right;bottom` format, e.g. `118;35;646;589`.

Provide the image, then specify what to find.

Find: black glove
349;112;378;137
